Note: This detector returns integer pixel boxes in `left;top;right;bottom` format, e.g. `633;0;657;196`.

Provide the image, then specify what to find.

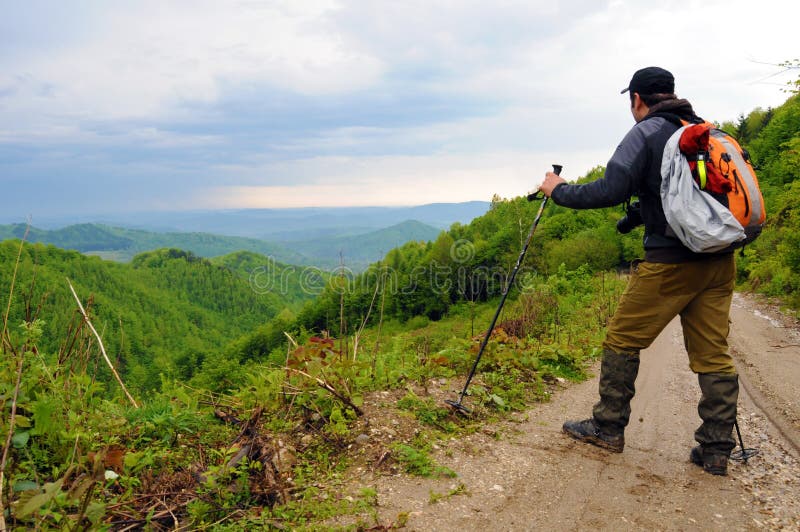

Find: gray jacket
550;100;722;263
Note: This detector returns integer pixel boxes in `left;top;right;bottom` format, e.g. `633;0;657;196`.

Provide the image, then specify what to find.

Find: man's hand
538;171;566;197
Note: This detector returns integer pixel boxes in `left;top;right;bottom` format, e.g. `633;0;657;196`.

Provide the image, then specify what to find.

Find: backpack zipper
733;169;750;218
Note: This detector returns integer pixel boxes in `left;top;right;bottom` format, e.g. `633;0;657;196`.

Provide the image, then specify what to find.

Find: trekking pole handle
528;164;563;201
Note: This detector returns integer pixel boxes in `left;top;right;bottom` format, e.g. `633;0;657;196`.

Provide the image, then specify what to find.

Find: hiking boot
562;418;625;453
562;350;638;454
690;445;728;476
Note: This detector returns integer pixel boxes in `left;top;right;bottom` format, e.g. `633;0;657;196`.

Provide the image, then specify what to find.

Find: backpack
660;121;766;253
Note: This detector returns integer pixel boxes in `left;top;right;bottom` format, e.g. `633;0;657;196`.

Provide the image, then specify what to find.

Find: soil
339;292;800;530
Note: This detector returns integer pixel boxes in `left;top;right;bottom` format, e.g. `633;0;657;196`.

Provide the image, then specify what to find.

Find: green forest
0;93;798;529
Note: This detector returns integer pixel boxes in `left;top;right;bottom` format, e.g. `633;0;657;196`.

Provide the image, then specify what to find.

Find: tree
781;59;800;94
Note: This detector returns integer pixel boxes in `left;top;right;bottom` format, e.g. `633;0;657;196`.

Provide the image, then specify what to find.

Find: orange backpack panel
707;128;766;228
677;119;766;241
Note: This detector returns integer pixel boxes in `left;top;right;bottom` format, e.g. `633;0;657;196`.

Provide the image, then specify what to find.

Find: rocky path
354;293;800;530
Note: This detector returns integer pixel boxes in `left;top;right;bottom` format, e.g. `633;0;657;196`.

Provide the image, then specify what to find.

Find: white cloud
1;0;798;215
1;0;383;123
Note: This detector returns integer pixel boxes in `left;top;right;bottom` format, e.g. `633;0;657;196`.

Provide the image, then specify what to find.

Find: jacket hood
646;98;698;122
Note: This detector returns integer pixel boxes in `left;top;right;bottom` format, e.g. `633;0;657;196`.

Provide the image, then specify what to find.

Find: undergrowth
0;262;623;529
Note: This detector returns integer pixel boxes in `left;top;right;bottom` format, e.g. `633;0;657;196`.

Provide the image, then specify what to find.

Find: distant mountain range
12;202;490;240
291;219;441;269
0;219;443;271
1;202;487;270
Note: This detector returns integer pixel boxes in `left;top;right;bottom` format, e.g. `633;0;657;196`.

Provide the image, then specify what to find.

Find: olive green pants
603;254;736;374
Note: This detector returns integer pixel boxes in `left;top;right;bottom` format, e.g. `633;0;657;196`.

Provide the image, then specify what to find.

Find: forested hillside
0;94;797;530
289;219;442;270
726;94;800;307
0;223;311;265
0;244;312;391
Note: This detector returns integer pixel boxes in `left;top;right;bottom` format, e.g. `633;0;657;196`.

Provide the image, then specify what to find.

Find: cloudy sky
1;0;797;220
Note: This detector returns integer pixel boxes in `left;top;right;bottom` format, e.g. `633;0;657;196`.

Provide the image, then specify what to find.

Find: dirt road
361;293;800;530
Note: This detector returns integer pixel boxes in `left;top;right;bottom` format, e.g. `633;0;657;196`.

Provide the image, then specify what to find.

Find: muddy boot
693;372;738;476
562;349;640;453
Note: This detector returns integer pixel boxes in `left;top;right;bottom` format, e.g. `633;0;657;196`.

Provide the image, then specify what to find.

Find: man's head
622;66;676;122
621;66;674;95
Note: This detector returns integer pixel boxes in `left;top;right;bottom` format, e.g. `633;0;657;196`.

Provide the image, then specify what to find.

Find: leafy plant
397;391;457;432
391;442;456;478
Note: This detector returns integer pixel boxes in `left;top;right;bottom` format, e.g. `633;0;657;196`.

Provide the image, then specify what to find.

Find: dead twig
285;367;364;416
105;492;190;511
67;278;138;408
156;498;179;530
2;221;29;349
236;407;263;440
283;331;299;349
179;381;239;409
374;450;391;470
353;272;381;362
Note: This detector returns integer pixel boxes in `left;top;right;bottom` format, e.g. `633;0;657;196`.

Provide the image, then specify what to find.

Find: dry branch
67;278;138;408
2;222;30;349
285;367;364;416
353;274;381;362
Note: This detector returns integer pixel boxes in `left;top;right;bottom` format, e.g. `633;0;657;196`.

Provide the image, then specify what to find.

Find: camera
616;201;643;234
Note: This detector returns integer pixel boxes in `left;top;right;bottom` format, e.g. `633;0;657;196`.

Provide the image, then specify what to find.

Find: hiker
537;66;739;476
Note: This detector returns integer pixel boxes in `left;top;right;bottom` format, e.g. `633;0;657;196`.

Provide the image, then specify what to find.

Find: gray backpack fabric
660;126;746;253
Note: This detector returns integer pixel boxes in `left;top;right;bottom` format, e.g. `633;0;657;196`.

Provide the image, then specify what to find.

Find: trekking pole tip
444;399;472;415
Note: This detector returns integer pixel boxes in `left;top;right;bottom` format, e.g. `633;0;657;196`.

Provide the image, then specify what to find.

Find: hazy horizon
0;200;491;233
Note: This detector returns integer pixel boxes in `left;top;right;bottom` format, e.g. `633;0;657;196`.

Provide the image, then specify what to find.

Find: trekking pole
446;164;562;414
730;418;759;463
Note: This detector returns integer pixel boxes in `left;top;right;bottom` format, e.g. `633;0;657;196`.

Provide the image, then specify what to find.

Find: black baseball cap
621;66;674;95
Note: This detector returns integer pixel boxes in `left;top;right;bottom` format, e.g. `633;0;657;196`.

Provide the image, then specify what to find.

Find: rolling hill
0;242;313;391
0;219;443;270
0;223;309;265
291;219;442;269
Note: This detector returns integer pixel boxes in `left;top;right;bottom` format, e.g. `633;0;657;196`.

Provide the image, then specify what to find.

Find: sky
1;0;798;220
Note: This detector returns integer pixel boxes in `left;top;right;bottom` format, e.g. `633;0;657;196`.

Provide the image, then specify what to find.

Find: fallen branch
374;450;391;470
67;279;138;408
285;367;364;416
214;409;243;426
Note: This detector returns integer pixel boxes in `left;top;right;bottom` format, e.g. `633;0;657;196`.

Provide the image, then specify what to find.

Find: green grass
391;442;457;478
